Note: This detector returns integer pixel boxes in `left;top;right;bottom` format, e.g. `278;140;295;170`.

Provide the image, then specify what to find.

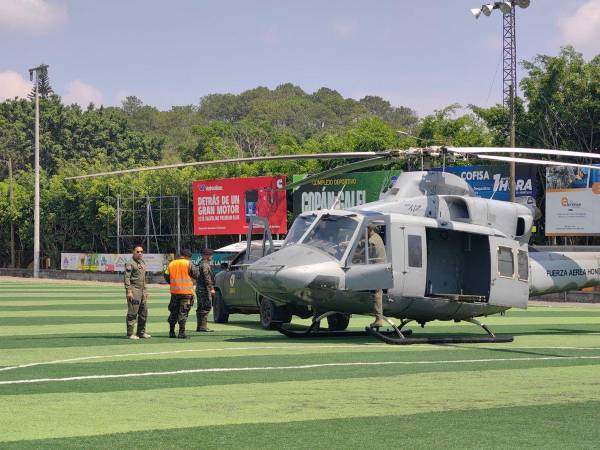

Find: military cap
201;248;214;256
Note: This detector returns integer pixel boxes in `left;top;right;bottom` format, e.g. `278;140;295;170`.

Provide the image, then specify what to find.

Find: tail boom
530;251;600;296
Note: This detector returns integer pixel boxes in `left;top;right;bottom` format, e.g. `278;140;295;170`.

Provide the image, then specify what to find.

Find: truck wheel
212;291;229;323
260;298;292;329
260;298;276;329
327;313;351;331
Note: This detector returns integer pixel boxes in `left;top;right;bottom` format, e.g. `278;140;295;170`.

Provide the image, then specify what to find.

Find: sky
0;0;599;116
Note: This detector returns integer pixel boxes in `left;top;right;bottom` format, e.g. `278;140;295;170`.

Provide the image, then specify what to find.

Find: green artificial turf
1;280;600;448
4;401;600;450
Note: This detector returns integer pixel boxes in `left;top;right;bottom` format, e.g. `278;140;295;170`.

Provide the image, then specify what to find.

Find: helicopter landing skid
365;317;513;345
273;317;413;339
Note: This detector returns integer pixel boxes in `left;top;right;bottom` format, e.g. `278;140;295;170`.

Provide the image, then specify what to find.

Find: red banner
193;176;287;235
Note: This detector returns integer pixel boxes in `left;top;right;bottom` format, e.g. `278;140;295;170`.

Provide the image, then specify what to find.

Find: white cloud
559;0;600;53
63;80;104;106
333;20;358;37
0;0;67;34
0;71;32;101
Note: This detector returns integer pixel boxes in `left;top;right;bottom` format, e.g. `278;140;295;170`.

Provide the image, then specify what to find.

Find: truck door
488;236;529;308
344;217;394;291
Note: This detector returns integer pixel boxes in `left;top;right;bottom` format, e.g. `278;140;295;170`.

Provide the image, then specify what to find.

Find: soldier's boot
197;313;213;332
138;332;152;339
169;323;177;339
370;292;386;328
177;321;189;339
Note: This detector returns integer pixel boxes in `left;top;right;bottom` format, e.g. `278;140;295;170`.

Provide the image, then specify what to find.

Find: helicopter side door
488;236;529;308
400;225;427;298
344;218;394;291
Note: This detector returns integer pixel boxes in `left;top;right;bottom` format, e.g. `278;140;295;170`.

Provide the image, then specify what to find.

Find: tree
121;96;144;116
475;47;600;154
417;104;493;147
359;96;419;130
28;66;54;99
0;117;28;267
519;46;599;153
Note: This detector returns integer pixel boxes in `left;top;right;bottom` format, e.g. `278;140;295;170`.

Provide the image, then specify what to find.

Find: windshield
284;214;316;246
302;215;359;260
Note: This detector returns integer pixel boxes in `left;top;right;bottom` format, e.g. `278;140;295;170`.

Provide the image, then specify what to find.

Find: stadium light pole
28;64;48;278
470;0;531;202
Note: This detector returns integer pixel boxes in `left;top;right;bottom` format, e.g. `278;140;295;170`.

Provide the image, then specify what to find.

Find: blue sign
433;164;537;202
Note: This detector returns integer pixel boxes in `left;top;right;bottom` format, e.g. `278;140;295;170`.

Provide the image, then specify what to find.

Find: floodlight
471;7;482;19
516;0;530;8
498;1;513;14
481;4;494;16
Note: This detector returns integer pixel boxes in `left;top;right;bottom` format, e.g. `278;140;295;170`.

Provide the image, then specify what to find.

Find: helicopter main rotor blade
284;156;392;191
477;154;600;171
64;152;382;180
447;147;600;159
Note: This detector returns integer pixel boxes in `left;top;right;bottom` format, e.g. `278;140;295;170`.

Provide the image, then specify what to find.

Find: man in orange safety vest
164;249;199;339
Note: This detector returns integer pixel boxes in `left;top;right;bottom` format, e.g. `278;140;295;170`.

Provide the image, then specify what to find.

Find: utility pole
28;64;48;278
471;0;531;202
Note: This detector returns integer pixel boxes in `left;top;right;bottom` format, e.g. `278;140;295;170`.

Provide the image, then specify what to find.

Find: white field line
2;345;600;373
0;345;390;372
2;355;600;385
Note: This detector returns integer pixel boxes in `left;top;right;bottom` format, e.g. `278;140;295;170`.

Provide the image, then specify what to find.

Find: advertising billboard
545;166;600;236
432;164;538;204
61;253;171;272
292;170;401;215
193;176;287;235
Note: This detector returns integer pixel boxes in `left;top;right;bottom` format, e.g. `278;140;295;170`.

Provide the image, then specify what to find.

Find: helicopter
67;145;600;344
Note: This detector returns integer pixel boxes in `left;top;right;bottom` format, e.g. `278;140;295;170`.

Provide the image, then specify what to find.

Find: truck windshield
284;214;316;246
302;215;359;260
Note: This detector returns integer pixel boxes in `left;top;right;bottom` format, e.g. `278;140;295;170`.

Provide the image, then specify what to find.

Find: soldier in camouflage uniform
367;225;387;328
164;249;199;339
124;245;151;340
196;248;216;332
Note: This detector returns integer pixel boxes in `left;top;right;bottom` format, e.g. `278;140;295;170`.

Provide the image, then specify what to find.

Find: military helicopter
67;145;600;344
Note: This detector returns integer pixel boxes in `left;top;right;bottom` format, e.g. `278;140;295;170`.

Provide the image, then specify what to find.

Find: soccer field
1;279;600;449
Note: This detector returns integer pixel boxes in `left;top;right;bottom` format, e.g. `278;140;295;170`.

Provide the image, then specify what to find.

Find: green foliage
0;97;163;176
519;46;600;151
417;104;493;147
474;46;600;153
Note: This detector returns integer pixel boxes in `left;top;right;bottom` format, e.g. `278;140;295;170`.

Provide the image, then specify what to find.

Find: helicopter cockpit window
284;215;316;246
303;215;359;260
497;246;514;278
351;221;387;265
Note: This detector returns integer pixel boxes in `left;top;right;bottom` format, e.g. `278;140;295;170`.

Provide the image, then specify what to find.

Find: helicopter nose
246;245;342;298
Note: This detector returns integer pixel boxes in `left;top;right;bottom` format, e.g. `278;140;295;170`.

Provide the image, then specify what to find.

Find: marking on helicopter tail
2;355;600;385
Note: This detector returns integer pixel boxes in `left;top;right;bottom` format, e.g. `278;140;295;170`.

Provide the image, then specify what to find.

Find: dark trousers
126;298;147;335
196;289;212;319
168;294;194;327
